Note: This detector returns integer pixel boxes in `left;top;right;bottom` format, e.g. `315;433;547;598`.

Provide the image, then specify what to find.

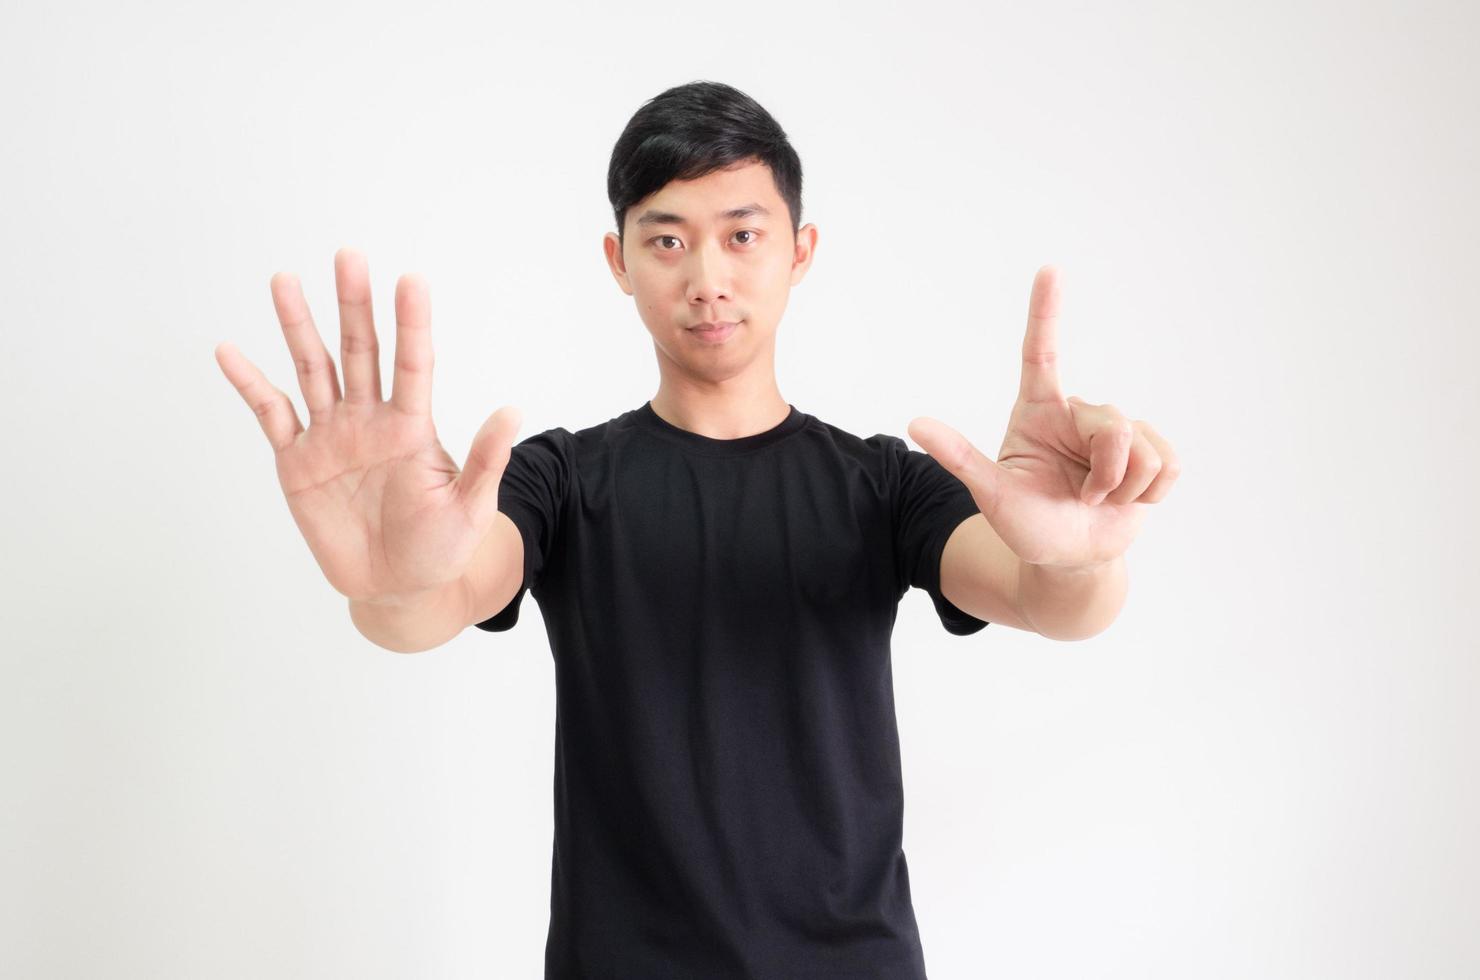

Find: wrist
1016;554;1127;641
350;579;459;609
1022;554;1119;574
348;575;472;654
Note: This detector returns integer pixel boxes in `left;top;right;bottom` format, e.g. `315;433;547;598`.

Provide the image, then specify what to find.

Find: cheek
761;247;796;282
628;273;677;313
747;256;792;305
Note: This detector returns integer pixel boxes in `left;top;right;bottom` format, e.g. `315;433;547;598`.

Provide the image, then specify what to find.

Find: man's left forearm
1016;554;1128;641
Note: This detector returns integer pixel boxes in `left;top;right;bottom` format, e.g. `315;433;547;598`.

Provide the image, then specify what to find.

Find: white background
3;0;1476;977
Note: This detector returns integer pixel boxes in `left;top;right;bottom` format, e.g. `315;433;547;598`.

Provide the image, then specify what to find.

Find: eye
733;229;759;245
652;235;681;250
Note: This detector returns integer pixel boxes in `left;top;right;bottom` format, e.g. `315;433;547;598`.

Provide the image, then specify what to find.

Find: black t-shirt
477;401;988;979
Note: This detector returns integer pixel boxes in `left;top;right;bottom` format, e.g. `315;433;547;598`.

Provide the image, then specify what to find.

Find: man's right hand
214;247;522;606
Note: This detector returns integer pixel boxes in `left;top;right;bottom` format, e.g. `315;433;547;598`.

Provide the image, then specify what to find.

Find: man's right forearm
348;575;473;653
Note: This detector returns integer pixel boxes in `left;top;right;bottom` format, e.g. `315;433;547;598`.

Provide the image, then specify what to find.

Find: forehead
638;159;781;217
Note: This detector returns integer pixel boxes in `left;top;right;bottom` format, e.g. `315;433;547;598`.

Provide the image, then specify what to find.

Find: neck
647;379;790;441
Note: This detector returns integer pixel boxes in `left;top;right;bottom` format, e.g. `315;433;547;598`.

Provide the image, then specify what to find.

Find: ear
790;223;818;286
603;231;634;296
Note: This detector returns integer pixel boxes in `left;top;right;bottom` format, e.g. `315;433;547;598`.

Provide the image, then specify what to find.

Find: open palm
214;248;522;603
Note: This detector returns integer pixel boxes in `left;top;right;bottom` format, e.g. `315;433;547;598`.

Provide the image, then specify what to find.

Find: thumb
906;415;1006;511
458;405;523;531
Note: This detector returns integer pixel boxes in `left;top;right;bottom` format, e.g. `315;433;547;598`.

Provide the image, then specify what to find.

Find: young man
215;80;1177;979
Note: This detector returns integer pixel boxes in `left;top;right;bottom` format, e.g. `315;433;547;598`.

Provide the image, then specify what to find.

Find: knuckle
341;332;380;356
395;352;431;373
251;390;281;420
296;353;331;378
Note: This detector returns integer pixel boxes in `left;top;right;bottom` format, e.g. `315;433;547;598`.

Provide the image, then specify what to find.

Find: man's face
604;158;817;384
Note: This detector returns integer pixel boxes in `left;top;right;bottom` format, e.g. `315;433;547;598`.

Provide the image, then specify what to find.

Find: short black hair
607;80;803;247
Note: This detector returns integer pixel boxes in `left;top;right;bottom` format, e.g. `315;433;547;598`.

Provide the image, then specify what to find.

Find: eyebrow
634;202;772;227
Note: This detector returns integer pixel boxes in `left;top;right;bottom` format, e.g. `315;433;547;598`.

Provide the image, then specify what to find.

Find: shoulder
512;408;628;459
786;414;934;508
798;413;906;471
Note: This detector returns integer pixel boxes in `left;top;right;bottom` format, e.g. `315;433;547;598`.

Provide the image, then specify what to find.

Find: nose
684;240;731;309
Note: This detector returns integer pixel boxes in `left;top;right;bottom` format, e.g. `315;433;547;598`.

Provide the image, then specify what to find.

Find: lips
688;320;739;343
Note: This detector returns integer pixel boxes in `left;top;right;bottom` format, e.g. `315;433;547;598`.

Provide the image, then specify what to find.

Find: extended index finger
1018;264;1065;404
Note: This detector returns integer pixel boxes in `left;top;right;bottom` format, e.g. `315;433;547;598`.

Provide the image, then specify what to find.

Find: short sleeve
886;435;990;636
474;427;572;632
